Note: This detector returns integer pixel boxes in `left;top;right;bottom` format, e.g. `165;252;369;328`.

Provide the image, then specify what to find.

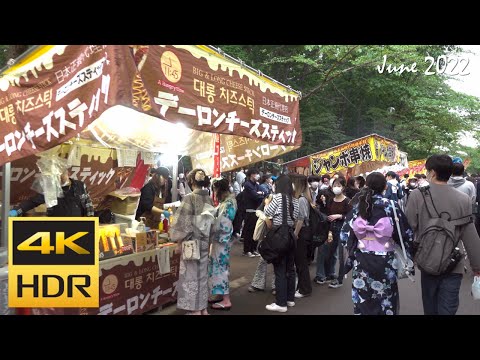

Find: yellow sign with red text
311;136;399;176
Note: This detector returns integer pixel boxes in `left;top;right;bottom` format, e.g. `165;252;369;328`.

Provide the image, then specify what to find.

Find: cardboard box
108;192;141;215
135;230;157;252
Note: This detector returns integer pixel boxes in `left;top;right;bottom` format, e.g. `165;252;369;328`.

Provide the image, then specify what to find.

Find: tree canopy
219;45;480;163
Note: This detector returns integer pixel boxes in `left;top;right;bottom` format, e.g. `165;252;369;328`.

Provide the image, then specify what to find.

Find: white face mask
320;184;329;190
254;174;260;181
311;182;319;189
333;187;343;195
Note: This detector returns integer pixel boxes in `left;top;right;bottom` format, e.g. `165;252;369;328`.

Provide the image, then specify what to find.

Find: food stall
285;134;408;177
0;45;303;314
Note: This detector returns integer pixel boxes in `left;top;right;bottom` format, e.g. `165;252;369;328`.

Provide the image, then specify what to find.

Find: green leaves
217;45;479;163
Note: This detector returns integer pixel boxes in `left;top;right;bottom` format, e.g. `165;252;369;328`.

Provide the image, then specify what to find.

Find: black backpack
414;187;473;275
232;190;245;234
309;204;328;247
258;194;296;264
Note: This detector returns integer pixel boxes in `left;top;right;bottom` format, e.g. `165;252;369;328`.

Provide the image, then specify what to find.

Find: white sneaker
243;252;256;258
287;301;295;307
265;303;287;313
294;291;305;298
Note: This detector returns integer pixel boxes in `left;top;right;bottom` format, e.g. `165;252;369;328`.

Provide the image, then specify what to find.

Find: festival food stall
284;134;407;177
0;45;302;315
395;158;471;178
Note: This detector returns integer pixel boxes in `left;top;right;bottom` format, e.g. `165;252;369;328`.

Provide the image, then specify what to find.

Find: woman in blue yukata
208;178;237;311
340;172;415;315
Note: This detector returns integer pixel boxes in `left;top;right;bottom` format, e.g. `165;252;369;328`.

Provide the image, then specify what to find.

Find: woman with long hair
171;169;214;315
289;173;314;298
314;176;352;288
208;178;237;311
340;172;415;315
345;176;360;200
263;174;299;313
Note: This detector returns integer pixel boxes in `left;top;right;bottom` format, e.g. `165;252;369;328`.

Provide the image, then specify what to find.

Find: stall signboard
397;158;471;178
31;246;180;315
397;159;427;177
0;45;133;166
0;144;136;207
188;132;299;173
0;45;301;168
310;135;399;176
136;45;301;148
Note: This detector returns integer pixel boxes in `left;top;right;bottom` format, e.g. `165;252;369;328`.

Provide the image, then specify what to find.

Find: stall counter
31;244;179;315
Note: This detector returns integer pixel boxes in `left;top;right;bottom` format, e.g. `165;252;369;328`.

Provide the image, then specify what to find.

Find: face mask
311;182;319;189
254;174;260;181
333;187;343;195
320;184;329;190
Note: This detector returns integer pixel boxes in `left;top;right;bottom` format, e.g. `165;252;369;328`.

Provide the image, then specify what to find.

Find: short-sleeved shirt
297;196;310;227
264;193;299;227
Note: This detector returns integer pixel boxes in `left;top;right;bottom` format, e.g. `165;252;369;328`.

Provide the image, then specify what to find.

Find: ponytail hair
358;172;387;220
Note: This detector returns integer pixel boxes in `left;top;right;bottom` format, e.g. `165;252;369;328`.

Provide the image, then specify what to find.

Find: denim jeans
315;221;342;279
273;250;296;307
421;271;463;315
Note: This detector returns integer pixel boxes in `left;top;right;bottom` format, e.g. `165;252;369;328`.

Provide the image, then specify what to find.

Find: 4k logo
9;217;99;308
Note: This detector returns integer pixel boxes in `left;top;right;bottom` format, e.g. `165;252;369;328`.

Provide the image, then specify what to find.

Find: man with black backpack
406;154;480;315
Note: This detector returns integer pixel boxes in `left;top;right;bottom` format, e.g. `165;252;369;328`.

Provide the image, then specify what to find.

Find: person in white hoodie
233;170;246;196
448;162;476;207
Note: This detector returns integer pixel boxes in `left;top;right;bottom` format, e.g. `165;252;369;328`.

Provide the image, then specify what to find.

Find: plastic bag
472;276;480;301
31;155;69;208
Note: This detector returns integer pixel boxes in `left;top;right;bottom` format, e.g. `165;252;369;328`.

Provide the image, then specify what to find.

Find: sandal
210;302;232;311
208;296;223;304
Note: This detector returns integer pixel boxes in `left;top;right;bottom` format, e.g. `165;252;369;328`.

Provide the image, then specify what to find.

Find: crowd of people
168;154;480;315
9;149;478;316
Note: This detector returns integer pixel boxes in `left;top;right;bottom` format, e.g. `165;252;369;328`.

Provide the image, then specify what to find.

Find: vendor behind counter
135;167;172;229
9;156;94;218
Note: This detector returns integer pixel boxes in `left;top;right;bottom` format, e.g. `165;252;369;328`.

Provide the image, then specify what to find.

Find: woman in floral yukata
208;178;237;311
340;172;415;315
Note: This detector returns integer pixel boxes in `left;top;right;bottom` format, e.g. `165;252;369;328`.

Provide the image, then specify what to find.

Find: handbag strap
390;200;408;260
282;194;287;225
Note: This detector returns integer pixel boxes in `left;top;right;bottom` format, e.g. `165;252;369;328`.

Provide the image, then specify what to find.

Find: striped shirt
297;196;310;226
264;193;299;227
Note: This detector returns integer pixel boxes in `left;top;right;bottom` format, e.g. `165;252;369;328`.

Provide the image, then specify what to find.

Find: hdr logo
8;218;99;308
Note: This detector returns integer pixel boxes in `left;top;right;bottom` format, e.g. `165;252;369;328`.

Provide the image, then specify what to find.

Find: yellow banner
310;135;398;176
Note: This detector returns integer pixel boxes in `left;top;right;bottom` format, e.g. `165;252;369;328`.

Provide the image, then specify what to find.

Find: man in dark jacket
10;169;94;217
135;167;171;228
242;167;266;257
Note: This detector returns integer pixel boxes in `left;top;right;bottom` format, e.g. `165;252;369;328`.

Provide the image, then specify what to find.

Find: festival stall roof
284;133;408;177
0;45;302;173
0;45;303;247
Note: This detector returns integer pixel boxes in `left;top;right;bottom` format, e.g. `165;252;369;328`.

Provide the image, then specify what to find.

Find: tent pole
171;157;178;202
1;162;11;249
